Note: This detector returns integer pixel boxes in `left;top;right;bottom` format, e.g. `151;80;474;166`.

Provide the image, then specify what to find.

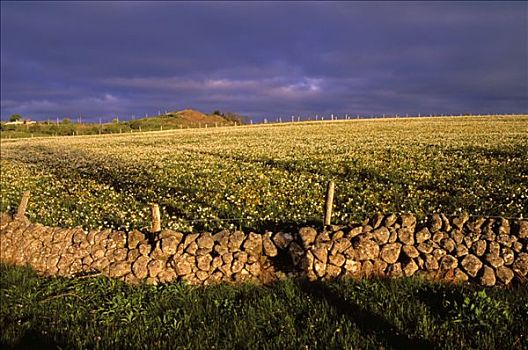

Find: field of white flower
1;116;527;232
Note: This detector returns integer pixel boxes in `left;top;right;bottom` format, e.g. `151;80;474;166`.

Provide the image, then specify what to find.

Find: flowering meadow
1;116;527;232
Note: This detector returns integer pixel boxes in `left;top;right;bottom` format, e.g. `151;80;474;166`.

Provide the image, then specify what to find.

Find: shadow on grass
298;280;439;350
2;329;60;350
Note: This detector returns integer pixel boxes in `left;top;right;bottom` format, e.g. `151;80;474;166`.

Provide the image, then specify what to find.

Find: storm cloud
1;1;526;121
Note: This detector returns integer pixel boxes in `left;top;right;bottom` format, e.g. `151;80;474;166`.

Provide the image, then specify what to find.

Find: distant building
4;120;36;125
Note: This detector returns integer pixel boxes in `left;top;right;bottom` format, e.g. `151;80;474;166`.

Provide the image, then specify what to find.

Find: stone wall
1;212;527;286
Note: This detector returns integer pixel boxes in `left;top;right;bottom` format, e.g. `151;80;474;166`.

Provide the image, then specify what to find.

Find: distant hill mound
127;109;245;129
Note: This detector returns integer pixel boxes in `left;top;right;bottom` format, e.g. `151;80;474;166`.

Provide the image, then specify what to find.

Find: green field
1;116;527;233
1;264;527;350
1;116;528;349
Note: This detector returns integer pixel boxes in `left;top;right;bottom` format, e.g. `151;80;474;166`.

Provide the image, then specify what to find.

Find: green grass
1;263;526;350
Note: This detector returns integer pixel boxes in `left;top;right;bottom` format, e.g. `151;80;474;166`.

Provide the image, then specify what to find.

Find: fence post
16;191;30;219
324;181;335;226
150;203;161;233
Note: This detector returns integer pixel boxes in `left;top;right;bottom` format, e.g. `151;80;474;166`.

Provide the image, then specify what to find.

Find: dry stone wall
1;212;527;286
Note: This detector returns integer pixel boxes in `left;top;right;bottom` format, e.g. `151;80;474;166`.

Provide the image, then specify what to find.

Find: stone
372;259;388;275
231;260;245;274
344;260;361;275
159;236;180;256
497;234;513;248
402;245;420;258
92;249;105;260
174;260;192;276
388;228;398;243
472;240;487;257
512;253;528;277
424;255;439;271
234;251;248;264
313;259;326;278
384;214;398;227
112;248;128;262
132;256;150;279
147;259;164;278
196;233;215;250
228;231;246;251
332;230;345;240
326;264;342;278
315;231;332;243
127;249;141;263
451;230;465;245
417;241;434;254
185;241;198;255
343;246;357;260
441;214;452;232
288;242;305;267
211;256;223;270
431;214;442;232
299;227;318;248
479;265;496;286
403;259;419;277
461;254;483;277
196;254;212;271
502;247;514;265
107;261;130;278
361;260;374;277
214;244;229;256
109;231;127;249
518;220;528;239
272;232;293;249
332;238;352;254
262;234;278;257
400;213;416;228
72;229;86;245
91;257;109;272
454;268;469;283
432;232;445;244
183;233;200;248
301;250;315;271
415;227;431;244
440;238;456;253
371;213;384;229
312;244;329;263
246;262;261;277
496;266;515;285
452;212;469;229
158;269;176;283
455;245;469;257
513;241;523;253
488;241;501;256
347;226;363;239
398;228;414;245
372;227;390;244
196;270;209;282
498;218;510;234
328;253;346;267
485;254;504;269
387;263;403;278
432;248;447;260
353;239;380;261
242;233;263;255
439;255;458;270
138;242;152;256
222;253;234;265
380;243;402;264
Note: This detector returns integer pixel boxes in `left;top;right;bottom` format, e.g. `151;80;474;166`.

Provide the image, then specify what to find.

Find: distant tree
9;114;22;122
212;110;223;116
62;118;71;124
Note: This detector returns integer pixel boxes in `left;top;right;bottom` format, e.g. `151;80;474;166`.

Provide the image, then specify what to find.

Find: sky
1;1;527;122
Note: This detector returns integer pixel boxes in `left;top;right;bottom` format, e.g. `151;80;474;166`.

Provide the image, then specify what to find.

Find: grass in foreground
1;264;526;350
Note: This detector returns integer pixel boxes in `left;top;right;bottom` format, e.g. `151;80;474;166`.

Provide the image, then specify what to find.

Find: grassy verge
1;263;526;350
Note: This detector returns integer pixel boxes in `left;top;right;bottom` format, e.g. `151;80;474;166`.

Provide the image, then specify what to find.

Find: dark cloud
1;1;526;121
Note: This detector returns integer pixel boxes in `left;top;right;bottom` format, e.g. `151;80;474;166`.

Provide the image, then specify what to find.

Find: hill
0;109;246;138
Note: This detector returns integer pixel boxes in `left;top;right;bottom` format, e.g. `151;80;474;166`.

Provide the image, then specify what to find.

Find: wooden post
324;181;335;226
150;203;161;233
16;191;30;218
